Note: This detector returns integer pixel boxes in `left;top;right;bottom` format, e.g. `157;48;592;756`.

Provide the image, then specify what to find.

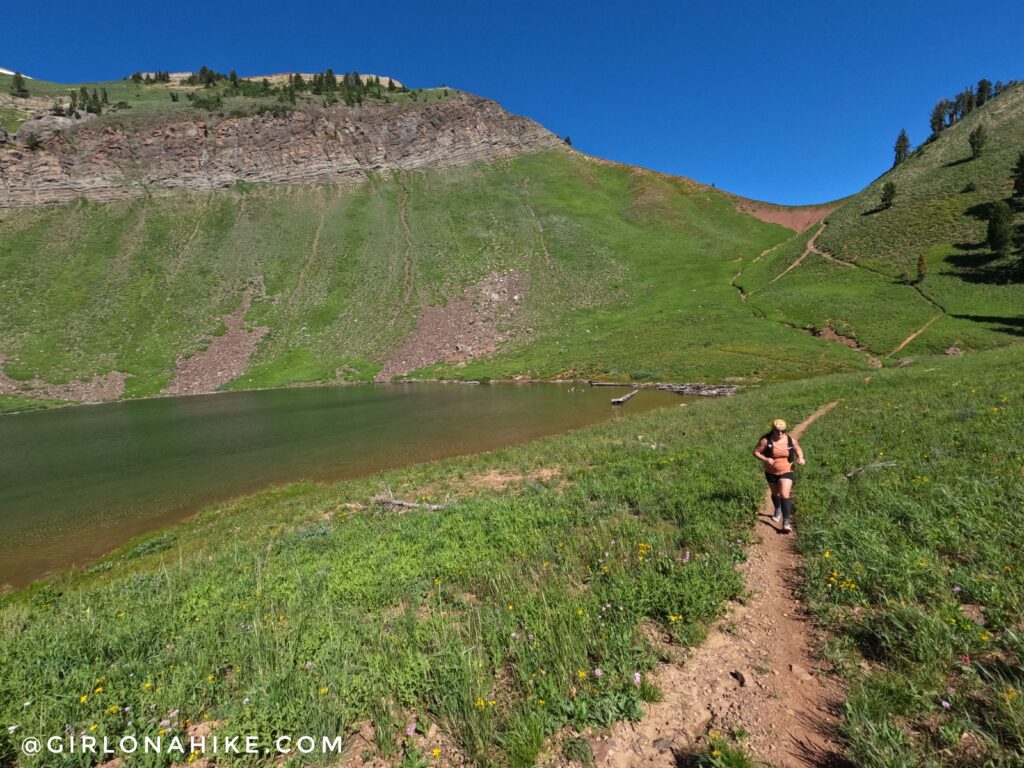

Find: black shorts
765;472;795;484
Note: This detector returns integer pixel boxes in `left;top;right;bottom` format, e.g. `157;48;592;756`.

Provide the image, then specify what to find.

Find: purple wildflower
593;668;604;678
633;672;642;686
940;700;951;710
305;661;314;670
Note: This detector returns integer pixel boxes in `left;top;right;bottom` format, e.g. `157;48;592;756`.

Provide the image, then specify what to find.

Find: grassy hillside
0;152;870;400
734;84;1024;360
2;345;1021;766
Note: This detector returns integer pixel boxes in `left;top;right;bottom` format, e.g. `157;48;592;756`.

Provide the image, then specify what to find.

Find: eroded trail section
766;222;826;286
592;402;845;768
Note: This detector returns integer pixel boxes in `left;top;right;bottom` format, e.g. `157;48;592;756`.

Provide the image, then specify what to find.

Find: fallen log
611;389;639;406
370;493;450;511
657;383;739;397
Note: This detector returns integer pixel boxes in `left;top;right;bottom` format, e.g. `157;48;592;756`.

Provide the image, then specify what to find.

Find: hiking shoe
782;522;793;534
771;511;783;524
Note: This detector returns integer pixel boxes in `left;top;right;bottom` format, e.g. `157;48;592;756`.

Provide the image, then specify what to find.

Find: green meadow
2;346;1021;766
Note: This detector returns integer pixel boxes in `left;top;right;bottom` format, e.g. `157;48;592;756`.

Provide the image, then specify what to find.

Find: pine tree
229;70;238;88
293;73;306;91
969;125;986;159
387;78;395;92
894;129;911;166
881;181;897;209
1013;152;1024;201
101;87;109;105
987;201;1014;255
10;71;29;98
929;101;948;135
976;79;992;106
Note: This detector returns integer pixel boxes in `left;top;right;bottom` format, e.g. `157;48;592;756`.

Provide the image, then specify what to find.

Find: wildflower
577;609;584;617
22;702;30;708
952;586;962;593
94;686;103;694
143;682;152;689
488;700;496;707
979;631;991;642
511;632;519;639
824;551;831;558
940;700;951;710
946;687;956;695
1005;688;1019;703
319;687;329;696
8;725;18;734
168;709;179;718
507;604;513;611
406;717;417;737
537;698;545;706
305;661;314;670
80;695;89;703
242;697;250;706
475;698;485;709
434;578;441;586
578;670;586;680
159;719;171;727
89;724;98;732
123;707;131;713
593;668;604;678
158;728;167;735
633;672;642;686
432;748;442;758
105;706;119;715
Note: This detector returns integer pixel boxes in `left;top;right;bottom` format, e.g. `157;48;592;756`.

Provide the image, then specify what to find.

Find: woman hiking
753;418;805;533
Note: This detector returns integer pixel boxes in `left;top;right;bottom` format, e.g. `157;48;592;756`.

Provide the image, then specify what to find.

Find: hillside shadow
942;250;1023;285
951;313;1024;336
965;201;995;221
943;156;972;168
860;205;888;217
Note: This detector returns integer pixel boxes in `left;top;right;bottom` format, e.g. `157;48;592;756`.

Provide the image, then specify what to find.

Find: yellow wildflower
80;695;89;703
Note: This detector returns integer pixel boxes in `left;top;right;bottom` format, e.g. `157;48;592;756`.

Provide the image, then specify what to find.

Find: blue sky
2;0;1019;204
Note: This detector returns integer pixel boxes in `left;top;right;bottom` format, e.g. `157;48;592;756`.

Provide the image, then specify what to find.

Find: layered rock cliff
0;94;564;207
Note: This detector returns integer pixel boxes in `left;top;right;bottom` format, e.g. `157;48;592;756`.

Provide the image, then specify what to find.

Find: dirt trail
591;402;846;768
887;312;943;357
766;222;826;286
288;201;327;312
398;176;414;308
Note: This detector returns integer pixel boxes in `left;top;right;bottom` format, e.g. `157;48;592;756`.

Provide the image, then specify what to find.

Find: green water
0;383;679;589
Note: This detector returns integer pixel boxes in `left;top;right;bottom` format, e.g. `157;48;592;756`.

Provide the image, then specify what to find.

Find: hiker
753;418;805;533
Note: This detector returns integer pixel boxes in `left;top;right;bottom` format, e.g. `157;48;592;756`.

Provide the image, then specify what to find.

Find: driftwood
588;380;739;397
657;383;739;397
371;494;450;511
611;390;639;406
844;461;898;480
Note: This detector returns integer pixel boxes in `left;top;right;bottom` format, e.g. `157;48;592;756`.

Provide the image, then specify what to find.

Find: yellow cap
771;419;787;431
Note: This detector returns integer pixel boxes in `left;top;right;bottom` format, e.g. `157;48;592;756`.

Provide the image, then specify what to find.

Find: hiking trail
589;402;846;768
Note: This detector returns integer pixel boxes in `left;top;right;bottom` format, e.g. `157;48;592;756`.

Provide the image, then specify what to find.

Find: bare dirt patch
0;354;128;403
162;294;269;396
376;271;523;382
583;403;846;768
465;467;561;492
733;199;836;233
